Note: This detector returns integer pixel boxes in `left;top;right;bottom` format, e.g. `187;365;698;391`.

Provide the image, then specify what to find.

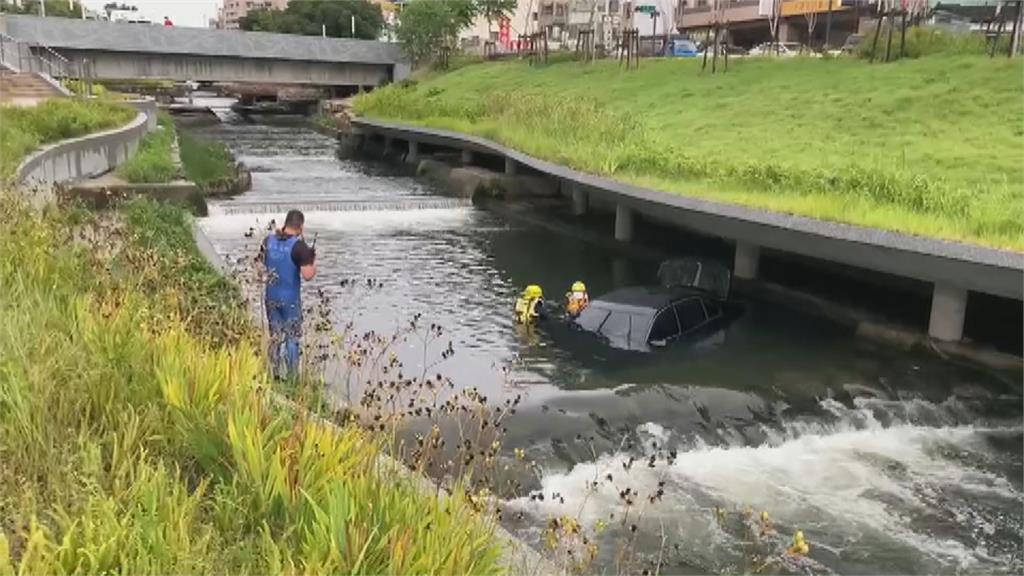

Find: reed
0;195;503;574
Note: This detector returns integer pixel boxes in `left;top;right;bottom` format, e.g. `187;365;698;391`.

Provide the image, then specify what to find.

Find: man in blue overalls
262;210;317;379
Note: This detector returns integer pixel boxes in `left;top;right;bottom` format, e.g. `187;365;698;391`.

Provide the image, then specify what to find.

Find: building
460;0;645;53
675;0;862;48
216;0;289;30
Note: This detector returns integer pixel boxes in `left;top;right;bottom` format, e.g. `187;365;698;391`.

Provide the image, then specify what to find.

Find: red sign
499;18;511;47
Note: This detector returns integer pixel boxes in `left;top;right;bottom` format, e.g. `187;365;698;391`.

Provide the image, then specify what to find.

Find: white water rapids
508;397;1023;574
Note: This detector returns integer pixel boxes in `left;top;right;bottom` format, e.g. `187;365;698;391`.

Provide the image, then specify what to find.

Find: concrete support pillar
612;257;631;287
504;157;517;175
928;284;967;342
571;184;589;216
407;140;419;163
461;149;474;165
614;204;634;242
733;241;760;280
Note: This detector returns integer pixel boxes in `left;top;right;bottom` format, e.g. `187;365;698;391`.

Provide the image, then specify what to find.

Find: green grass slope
356;55;1023;250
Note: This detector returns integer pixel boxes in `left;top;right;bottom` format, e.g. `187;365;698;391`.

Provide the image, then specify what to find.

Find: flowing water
194;118;1023;575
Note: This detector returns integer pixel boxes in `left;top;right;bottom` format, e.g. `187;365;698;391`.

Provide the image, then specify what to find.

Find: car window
673;298;707;332
648;308;680;342
576;306;609;332
703;299;722;320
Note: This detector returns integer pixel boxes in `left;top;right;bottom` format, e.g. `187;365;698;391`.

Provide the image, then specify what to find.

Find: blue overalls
265;234;302;378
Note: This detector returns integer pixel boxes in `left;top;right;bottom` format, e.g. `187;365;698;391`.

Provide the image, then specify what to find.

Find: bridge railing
0;31;73;79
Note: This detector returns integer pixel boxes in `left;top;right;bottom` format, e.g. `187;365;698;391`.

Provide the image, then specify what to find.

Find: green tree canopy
476;0;516;32
0;0;85;18
395;0;478;66
239;0;384;40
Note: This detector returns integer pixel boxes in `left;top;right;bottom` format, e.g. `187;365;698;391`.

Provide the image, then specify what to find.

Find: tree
804;10;818;52
395;0;478;66
103;2;138;16
477;0;517;36
0;0;85;18
239;0;384;40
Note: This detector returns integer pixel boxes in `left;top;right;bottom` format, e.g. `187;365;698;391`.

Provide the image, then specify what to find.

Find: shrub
0;99;134;181
178;130;236;189
0;195;503;574
856;25;1009;60
116;115;178;184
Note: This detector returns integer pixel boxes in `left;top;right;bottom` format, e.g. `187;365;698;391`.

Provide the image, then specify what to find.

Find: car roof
591;286;706;314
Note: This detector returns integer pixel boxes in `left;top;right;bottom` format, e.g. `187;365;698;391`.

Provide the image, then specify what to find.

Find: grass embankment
116;113;179;184
0;99;135;183
0;196;501;573
178;130;236;189
356;55;1024;250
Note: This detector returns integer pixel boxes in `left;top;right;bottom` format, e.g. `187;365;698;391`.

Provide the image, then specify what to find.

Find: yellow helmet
524;285;543;299
571;281;587;292
793;530;805;544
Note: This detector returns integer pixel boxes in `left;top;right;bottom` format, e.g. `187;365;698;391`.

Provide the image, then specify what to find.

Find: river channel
192;117;1023;575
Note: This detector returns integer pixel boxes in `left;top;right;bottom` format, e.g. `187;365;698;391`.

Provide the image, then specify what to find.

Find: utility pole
40;0;46;18
351;15;356;37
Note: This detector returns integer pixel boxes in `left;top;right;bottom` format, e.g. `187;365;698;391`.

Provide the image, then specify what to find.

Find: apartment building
216;0;290;30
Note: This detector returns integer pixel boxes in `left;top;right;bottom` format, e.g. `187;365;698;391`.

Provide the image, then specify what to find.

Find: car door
672;297;708;335
647;306;681;347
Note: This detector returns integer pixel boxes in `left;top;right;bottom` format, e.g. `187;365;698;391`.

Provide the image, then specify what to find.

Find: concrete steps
0;68;66;106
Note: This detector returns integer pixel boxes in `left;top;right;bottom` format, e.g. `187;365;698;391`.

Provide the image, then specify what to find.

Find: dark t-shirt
261;233;315;268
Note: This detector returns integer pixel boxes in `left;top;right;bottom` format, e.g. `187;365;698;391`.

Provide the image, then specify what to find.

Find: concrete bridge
0;14;409;88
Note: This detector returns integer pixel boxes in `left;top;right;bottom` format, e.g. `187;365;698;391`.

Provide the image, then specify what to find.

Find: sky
81;0;220;28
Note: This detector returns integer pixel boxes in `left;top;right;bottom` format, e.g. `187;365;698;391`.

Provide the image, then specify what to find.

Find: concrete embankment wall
16;99;157;190
350;117;1024;357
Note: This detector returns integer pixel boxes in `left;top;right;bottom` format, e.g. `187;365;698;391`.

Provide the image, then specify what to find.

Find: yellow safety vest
515;296;540;324
565;292;589;316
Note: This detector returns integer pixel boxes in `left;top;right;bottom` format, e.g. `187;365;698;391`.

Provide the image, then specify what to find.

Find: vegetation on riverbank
116;114;178;184
0;99;134;182
178;130;236;189
0;195;502;574
355;55;1023;250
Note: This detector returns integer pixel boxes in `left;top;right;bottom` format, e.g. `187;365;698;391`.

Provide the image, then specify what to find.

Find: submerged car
568;258;740;353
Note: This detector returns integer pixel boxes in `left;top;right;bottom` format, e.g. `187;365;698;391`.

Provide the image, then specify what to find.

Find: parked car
696;43;748;57
668;38;700;57
748;42;809;57
840;34;863;54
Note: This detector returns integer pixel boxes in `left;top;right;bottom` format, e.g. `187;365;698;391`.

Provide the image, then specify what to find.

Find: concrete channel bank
16;99;158;192
350;117;1024;346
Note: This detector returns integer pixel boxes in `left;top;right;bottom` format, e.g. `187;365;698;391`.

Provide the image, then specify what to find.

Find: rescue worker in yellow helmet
514;284;546;324
564;281;590;318
787;530;810;556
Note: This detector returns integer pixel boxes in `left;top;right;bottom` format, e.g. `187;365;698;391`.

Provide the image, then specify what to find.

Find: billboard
781;0;846;16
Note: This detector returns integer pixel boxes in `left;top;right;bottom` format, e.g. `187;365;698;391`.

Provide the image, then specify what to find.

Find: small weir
208;197;472;216
194;120;1024;575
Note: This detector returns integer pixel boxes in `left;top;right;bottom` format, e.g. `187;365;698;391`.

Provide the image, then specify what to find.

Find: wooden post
870;9;884;62
899;9;907;59
1011;0;1023;57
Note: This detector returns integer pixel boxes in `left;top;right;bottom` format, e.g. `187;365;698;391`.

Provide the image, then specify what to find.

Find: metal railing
0;31;72;79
